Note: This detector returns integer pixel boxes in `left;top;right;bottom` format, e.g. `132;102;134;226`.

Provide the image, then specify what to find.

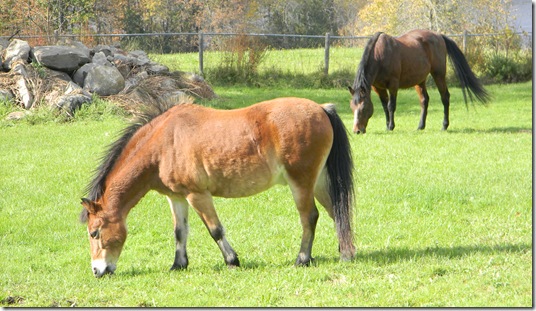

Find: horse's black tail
322;104;356;261
442;35;491;106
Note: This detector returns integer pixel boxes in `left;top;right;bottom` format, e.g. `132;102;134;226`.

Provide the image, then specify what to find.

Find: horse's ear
348;86;355;96
81;198;101;215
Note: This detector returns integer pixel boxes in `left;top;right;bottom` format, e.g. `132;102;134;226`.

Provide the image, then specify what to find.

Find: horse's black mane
353;32;384;92
84;92;192;202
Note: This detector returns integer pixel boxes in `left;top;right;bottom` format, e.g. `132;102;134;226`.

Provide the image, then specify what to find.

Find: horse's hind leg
290;183;319;266
415;82;430;130
432;73;451;130
167;196;190;270
187;191;240;268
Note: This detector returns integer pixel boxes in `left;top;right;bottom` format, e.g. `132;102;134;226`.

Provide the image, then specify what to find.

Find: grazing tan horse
80;97;356;277
348;29;490;134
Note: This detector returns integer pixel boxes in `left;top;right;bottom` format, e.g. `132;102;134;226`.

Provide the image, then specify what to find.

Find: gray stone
147;63;169;75
2;39;31;70
84;65;125;96
72;63;96;86
92;51;112;67
54;93;92;114
32;44;90;72
92;45;113;57
16;76;33;109
0;89;14;102
42;67;72;82
0;38;9;51
6;111;30;120
129;50;151;66
122;71;148;94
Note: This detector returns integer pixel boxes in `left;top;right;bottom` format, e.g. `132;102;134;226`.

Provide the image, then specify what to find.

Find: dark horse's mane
84;91;192;203
353;32;384;92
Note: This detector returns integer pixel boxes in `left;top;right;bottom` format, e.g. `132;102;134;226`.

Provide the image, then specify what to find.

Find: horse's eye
90;229;100;239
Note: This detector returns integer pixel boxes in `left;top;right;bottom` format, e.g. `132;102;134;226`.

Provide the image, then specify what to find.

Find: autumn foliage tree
355;0;513;35
0;0;521;51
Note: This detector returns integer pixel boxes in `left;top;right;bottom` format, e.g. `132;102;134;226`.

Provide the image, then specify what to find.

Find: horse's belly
207;162;287;198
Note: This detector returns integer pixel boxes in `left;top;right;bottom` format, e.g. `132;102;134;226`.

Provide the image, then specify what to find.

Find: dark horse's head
348;85;373;134
348;32;383;134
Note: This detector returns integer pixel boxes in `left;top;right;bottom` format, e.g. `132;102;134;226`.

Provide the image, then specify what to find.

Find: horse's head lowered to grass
348;85;373;134
80;198;127;277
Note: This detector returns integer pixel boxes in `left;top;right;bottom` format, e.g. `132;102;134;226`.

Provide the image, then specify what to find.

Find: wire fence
2;31;532;77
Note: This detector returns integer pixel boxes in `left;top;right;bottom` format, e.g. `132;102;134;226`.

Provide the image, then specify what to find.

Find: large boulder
31;43;91;72
84;65;125;96
72;63;96;86
2;39;31;70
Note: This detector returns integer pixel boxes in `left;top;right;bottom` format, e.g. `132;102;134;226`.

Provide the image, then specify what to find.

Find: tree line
1;0;519;51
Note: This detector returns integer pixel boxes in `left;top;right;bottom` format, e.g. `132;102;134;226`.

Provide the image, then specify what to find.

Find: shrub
206;35;269;85
483;50;532;83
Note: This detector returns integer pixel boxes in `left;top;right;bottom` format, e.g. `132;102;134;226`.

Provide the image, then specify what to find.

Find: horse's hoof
170;264;188;271
226;257;240;268
294;256;314;267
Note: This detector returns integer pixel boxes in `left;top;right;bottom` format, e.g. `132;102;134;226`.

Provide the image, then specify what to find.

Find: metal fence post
324;32;330;75
199;32;204;76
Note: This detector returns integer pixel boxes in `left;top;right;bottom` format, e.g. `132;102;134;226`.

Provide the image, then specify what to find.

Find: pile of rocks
0;38;216;117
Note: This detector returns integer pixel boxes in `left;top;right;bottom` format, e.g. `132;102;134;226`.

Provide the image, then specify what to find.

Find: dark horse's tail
442;35;491;105
322;104;356;261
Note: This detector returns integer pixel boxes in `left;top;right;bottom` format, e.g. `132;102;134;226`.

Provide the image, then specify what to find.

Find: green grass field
151;47;362;88
0;81;532;307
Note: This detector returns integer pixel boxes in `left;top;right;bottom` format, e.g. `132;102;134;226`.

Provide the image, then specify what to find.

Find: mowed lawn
0;81;532;307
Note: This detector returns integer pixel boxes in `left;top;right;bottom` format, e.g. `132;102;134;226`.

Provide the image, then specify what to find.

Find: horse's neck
354;65;377;93
102;131;157;218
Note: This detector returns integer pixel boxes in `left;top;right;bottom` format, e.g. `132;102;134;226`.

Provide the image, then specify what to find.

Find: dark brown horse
348;29;490;134
80;96;356;277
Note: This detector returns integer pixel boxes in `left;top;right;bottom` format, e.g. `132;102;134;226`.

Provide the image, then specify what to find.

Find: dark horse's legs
387;89;398;131
375;88;391;131
187;192;240;268
168;196;190;270
415;82;430;130
432;74;451;130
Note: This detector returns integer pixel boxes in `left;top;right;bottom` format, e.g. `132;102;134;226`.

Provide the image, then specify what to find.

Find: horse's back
247;98;334;179
392;29;447;87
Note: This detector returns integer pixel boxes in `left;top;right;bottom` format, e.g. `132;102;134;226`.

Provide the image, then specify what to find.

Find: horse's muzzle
92;260;116;278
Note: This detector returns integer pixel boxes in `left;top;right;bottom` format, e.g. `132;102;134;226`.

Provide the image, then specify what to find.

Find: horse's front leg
167;196;190;270
187;191;240;268
375;87;390;131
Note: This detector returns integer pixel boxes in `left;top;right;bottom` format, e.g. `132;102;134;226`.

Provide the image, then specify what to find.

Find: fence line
1;30;532;76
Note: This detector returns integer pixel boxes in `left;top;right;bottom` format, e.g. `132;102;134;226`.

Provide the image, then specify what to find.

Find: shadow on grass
237;242;531;268
118;242;530;275
448;127;532;134
357;242;531;264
